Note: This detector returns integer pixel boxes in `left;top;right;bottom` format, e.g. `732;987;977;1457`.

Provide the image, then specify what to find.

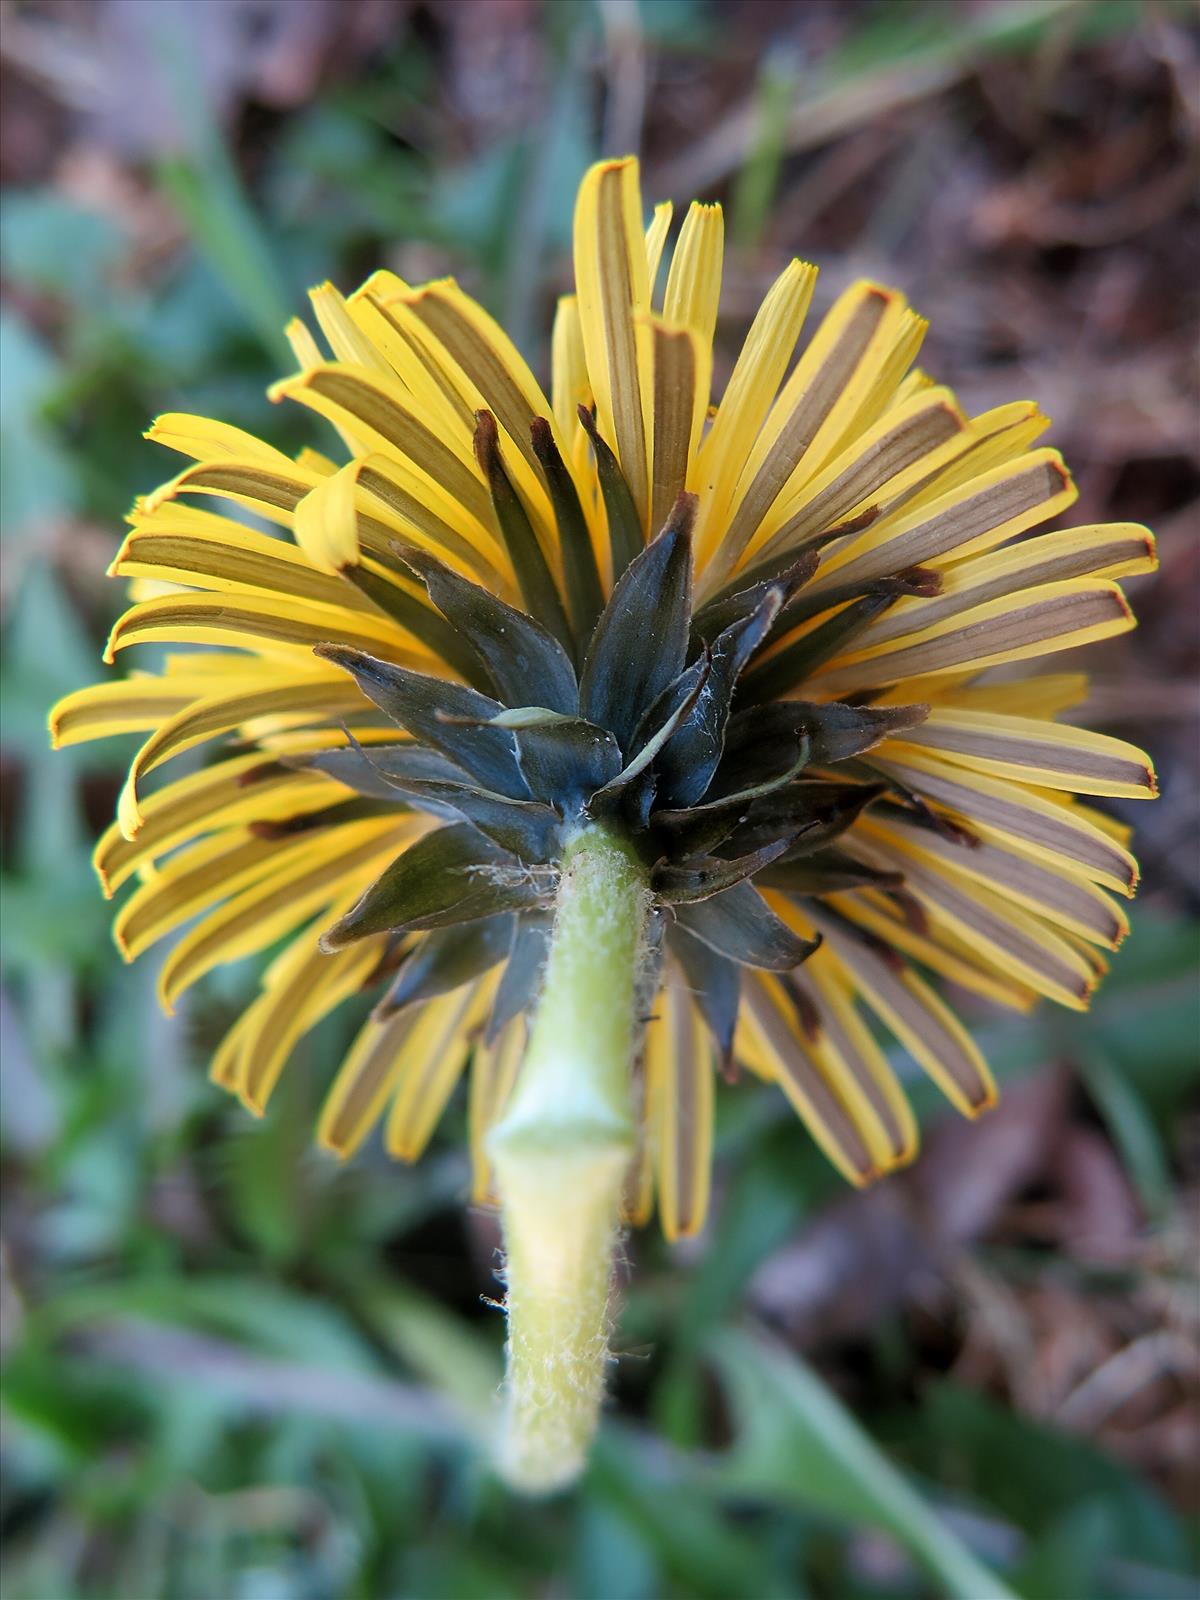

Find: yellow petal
813;579;1134;695
551;294;591;442
157;817;409;1011
900;705;1157;798
50;677;206;748
295;446;339;478
292;460;364;574
319;981;488;1160
386;281;559;550
94;748;343;895
105;589;428;672
111;519;364;609
573;158;651;525
285;316;323;371
209;1006;255;1090
646;967;714;1241
384;973;497;1161
877;400;1051;526
468;1019;525;1205
317;1010;417;1157
738;971;879;1186
828;309;928;452
309;281;394;375
912;673;1090;719
662;201;724;349
851;823;1101;1008
113;671;370;839
642;318;710;536
401;279;559;482
795;954;917;1170
743;386;970;575
238;923;386;1113
115;826;305;960
887;368;935;408
815;447;1077;592
271;363;492;529
623;1114;656;1230
346;286;473;439
146;456;320;527
858;814;1128;955
692;258;817;570
354;453;511;591
145;413;296;467
805;907;996;1118
644;201;674;297
855;522;1157;652
755;907;916;1173
1069;798;1133;847
870;746;1139;895
830;884;1039;1011
712;282;907;585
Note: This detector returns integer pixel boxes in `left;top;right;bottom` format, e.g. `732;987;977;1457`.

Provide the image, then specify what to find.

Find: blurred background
1;1;1197;1596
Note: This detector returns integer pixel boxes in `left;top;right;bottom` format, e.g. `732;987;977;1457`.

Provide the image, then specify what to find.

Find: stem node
487;825;650;1493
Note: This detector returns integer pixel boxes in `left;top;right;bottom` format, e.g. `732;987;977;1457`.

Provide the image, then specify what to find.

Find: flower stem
486;824;651;1493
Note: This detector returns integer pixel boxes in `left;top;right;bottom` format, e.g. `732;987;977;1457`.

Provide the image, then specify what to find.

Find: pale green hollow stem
486;825;652;1493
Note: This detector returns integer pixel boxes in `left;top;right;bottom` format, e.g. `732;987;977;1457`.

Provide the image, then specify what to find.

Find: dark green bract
290;412;930;1069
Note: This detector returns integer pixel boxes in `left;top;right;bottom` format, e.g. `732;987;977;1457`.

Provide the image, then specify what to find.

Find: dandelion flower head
51;157;1158;1241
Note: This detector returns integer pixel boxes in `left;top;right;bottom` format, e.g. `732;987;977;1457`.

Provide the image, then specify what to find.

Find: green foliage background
1;2;1197;1596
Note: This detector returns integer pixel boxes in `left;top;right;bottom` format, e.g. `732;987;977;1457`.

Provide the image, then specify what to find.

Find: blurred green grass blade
899;1383;1190;1574
1076;1051;1173;1223
0;317;80;550
573;1496;662;1600
730;47;798;251
3;562;105;1057
147;12;292;361
1011;1500;1115;1600
824;0;1142;78
1093;908;1200;991
218;1072;313;1267
155;157;292;362
350;1282;501;1426
588;1430;787;1600
709;1329;1019;1600
1;1339;145;1462
36;1276;383;1374
35;1267;501;1439
666;0;1146;197
0;191;125;305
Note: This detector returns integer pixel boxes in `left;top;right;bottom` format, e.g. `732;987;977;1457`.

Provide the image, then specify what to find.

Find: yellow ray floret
646;966;715;1241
